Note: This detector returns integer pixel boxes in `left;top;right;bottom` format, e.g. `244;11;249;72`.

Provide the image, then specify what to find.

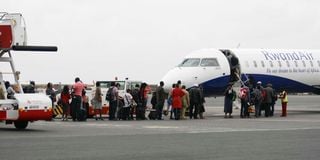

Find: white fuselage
161;48;320;96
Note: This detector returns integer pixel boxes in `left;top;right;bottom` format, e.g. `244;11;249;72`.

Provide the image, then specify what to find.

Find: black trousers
136;105;146;120
173;108;181;120
71;95;81;121
265;103;271;117
156;101;164;120
189;102;200;119
109;100;117;120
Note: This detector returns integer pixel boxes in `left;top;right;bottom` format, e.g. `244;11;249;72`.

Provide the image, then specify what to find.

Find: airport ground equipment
86;79;143;118
0;12;57;129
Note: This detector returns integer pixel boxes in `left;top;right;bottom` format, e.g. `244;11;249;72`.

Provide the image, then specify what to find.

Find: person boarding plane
161;48;320;96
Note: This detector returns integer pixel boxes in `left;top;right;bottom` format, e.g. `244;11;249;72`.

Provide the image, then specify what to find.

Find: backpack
261;89;267;101
105;87;114;101
239;88;247;100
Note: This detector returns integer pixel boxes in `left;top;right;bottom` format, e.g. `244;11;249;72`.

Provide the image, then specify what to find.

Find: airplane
161;48;320;96
0;12;57;129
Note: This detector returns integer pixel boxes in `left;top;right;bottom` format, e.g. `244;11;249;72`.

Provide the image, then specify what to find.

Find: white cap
257;81;262;84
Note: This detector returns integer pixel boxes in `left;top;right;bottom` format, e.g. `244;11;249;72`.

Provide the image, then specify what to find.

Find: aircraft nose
161;68;179;91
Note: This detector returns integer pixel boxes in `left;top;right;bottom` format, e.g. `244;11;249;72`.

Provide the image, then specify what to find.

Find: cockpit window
179;58;200;67
200;58;219;67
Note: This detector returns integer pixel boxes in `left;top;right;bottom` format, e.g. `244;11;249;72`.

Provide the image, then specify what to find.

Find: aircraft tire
14;121;28;130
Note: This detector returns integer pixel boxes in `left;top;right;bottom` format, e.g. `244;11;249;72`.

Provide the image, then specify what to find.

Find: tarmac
0;95;320;160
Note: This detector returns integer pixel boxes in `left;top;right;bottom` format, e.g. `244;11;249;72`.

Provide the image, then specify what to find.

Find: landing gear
14;121;28;129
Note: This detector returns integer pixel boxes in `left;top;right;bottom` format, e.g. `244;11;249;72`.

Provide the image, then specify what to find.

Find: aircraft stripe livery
161;49;320;96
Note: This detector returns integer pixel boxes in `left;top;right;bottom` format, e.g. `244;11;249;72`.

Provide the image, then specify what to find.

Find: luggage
77;108;87;121
248;105;255;113
148;109;157;120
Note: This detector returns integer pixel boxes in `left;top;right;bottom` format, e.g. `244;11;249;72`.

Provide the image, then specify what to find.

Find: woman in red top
61;85;71;121
171;84;185;120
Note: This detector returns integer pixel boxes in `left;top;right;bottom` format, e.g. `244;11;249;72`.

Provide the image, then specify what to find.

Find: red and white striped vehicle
0;12;57;129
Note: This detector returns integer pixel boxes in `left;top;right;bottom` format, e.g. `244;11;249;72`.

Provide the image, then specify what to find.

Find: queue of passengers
82;78;206;121
150;80;206;120
1;77;288;121
53;78;288;120
224;81;288;119
45;77;87;121
99;80;206;121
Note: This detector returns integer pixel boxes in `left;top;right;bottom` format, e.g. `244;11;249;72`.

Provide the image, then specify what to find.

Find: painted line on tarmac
186;127;320;134
35;121;133;128
143;126;180;129
253;119;320;123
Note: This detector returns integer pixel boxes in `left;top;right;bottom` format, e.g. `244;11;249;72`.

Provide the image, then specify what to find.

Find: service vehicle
0;12;57;129
87;79;142;117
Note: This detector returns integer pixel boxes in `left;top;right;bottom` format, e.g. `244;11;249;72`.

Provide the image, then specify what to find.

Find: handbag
248;105;255;113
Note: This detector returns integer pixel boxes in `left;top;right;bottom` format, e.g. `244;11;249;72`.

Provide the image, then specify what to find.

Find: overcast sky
2;0;320;84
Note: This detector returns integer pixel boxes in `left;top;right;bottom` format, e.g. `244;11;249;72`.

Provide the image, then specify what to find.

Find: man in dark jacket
131;84;140;120
264;83;275;117
155;81;166;120
189;84;201;119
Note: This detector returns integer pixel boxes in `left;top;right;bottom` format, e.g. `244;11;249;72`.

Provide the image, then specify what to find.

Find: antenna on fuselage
236;43;241;48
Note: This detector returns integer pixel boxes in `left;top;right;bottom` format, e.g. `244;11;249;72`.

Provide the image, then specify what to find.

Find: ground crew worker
279;88;288;117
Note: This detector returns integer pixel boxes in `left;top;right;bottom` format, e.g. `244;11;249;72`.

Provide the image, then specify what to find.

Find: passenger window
261;61;265;68
286;61;290;67
99;82;111;88
253;61;257;68
269;61;273;67
179;58;200;67
318;60;320;67
118;81;125;90
200;58;219;67
310;61;313;67
294;61;298;67
302;61;306;67
278;61;282;67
